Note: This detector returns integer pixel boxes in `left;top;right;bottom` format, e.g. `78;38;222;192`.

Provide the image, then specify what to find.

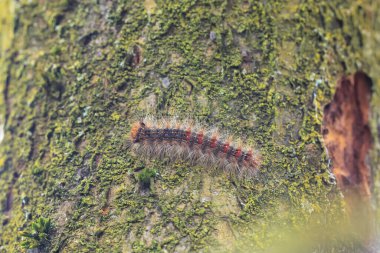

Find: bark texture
0;0;379;252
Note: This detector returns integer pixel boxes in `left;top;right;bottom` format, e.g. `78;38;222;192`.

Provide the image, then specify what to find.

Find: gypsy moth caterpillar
128;116;260;178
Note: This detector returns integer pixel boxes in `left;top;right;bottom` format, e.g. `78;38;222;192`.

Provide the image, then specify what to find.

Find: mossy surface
0;0;379;252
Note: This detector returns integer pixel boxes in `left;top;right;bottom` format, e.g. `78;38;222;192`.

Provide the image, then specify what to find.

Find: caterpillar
128;117;260;178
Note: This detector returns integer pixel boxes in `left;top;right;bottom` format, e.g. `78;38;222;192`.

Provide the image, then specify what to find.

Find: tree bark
0;0;379;252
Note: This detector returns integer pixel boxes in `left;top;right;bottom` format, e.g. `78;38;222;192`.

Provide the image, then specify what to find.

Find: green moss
20;217;52;250
137;168;157;189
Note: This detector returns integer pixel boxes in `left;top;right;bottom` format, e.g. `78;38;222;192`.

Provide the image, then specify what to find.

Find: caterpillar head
130;122;146;142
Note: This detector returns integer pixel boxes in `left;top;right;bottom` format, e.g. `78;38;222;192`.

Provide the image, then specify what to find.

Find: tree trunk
0;0;379;252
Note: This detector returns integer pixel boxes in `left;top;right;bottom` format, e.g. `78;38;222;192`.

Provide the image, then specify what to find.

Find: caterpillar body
129;117;260;178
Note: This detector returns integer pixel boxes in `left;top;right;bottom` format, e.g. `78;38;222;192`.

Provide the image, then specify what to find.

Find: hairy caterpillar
128;117;260;178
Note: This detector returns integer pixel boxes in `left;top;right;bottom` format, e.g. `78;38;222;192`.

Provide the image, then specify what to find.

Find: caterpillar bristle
128;116;260;179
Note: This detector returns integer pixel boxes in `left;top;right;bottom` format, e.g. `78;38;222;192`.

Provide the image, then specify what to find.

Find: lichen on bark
0;0;379;252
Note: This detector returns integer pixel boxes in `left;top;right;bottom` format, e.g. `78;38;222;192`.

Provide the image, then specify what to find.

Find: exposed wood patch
322;71;374;249
322;71;372;197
